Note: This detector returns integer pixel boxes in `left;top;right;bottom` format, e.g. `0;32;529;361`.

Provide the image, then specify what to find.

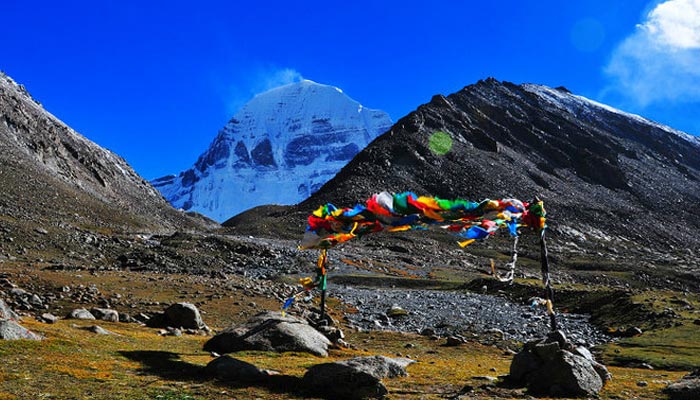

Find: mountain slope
0;72;207;236
152;80;393;222
227;78;700;269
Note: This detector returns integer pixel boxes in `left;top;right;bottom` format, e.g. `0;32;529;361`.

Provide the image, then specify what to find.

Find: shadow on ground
120;350;305;396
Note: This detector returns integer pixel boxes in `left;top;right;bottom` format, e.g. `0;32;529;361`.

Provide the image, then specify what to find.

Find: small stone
82;325;114;335
29;294;43;306
167;327;183;337
637;381;648;387
91;308;119;322
445;336;465;346
39;313;59;324
623;327;643;337
67;308;95;320
387;305;408;318
420;327;436;337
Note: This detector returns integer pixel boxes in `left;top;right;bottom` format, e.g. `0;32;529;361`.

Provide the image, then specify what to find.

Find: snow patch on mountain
152;80;393;222
522;84;700;148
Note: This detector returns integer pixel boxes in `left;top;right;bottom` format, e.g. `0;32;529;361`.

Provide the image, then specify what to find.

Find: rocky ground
1;228;699;399
332;286;610;345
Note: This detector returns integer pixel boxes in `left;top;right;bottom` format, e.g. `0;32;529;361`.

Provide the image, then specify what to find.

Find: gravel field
332;286;611;346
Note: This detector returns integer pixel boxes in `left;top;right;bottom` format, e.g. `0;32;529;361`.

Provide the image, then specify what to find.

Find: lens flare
429;131;453;155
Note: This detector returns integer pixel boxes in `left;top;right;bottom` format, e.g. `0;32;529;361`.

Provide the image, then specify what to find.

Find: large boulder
509;330;610;397
204;311;331;357
0;299;19;320
165;303;207;329
664;370;700;400
0;320;43;340
205;355;267;382
147;302;208;330
302;356;412;399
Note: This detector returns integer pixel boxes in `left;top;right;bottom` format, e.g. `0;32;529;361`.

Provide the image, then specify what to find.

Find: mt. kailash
152;80;393;222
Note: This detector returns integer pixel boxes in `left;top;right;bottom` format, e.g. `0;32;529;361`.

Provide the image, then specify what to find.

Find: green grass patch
600;324;700;370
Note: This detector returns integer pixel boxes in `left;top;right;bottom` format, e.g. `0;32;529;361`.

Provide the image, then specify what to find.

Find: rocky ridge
227;78;700;291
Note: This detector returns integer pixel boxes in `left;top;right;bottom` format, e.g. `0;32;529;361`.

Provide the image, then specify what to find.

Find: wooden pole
540;229;557;331
318;249;328;322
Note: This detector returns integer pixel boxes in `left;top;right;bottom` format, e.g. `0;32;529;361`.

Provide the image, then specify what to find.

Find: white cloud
642;0;700;49
222;66;304;116
604;0;700;106
253;68;304;94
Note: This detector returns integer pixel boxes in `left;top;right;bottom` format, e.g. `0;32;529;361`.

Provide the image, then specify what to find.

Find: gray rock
0;320;42;340
664;371;700;400
119;312;136;323
164;302;207;329
573;345;594;361
624;326;643;337
317;325;344;343
509;335;609;397
445;336;465;346
386;305;408;318
302;356;411;399
91;308;119;322
29;294;43;306
204;311;331;357
205;355;266;382
534;341;561;362
546;330;569;349
39;313;59;324
0;299;19;320
420;327;436;336
81;325;115;335
67;308;95;320
158;327;182;337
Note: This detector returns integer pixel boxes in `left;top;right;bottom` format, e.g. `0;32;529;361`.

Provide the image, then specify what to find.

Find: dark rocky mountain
0;72;212;263
226;78;700;281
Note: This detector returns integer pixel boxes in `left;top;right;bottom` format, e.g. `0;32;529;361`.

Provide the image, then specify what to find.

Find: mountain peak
288;79;700;256
153;81;393;222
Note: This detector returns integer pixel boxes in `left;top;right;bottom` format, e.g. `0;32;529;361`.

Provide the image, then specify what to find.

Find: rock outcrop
0;299;19;321
664;370;700;400
302;356;412;399
146;302;209;331
205;355;267;383
203;311;331;357
508;330;610;397
0;319;42;340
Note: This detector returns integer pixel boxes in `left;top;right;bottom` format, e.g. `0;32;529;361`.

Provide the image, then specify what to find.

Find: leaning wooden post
540;224;557;331
317;249;328;321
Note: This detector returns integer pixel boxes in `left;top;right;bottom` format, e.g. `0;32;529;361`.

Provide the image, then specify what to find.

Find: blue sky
2;1;699;179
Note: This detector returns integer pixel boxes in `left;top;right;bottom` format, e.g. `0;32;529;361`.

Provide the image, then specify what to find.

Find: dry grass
0;267;695;399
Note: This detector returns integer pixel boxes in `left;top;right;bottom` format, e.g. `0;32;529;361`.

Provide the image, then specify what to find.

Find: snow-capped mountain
152;80;393;222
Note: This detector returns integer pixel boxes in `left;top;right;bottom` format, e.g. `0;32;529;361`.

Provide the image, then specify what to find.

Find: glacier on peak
152;80;393;222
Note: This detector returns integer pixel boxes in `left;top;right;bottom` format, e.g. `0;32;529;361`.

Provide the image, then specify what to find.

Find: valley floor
1;263;698;399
